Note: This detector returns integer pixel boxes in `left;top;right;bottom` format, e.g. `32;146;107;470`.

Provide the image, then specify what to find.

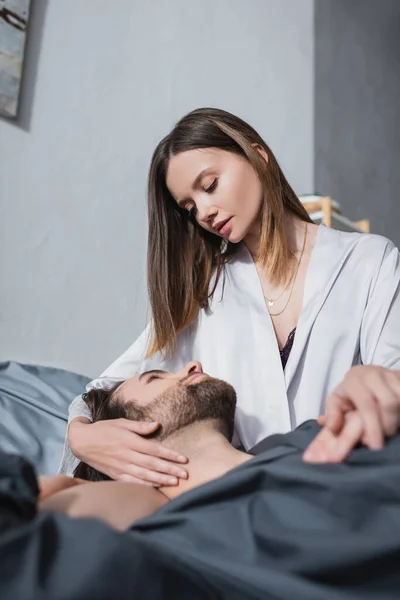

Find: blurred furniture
299;195;370;233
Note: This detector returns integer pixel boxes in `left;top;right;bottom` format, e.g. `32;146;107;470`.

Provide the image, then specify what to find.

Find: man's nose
182;361;203;376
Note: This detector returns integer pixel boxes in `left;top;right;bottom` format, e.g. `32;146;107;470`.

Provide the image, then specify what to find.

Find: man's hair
73;383;124;482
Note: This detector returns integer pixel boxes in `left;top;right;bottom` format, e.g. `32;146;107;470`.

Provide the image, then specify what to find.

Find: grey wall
0;0;315;377
315;0;400;245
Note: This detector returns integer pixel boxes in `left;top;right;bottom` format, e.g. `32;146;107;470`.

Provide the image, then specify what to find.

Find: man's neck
159;427;251;500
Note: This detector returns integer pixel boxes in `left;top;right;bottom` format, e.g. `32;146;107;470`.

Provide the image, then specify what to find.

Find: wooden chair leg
320;196;332;228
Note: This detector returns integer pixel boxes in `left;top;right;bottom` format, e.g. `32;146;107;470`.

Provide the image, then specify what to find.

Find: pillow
0;361;90;475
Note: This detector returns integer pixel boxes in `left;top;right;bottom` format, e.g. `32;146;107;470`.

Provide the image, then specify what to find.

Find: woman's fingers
304;411;363;463
133;453;188;479
119;419;188;464
327;378;384;449
354;394;384;449
89;455;178;487
374;371;400;436
324;394;354;433
328;412;364;462
117;474;156;487
122;420;160;435
118;446;188;479
139;438;188;464
323;393;345;434
105;447;188;485
376;389;400;436
303;428;337;462
116;462;180;487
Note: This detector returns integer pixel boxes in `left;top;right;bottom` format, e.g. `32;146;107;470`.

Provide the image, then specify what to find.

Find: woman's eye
205;178;218;193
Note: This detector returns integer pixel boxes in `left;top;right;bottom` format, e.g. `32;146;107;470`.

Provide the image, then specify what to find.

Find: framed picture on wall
0;0;31;118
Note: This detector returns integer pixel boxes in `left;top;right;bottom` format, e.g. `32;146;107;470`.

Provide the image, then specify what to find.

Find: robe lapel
284;226;359;390
225;227;360;445
231;245;291;441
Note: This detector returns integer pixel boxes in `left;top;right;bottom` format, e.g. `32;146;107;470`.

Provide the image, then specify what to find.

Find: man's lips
182;372;208;386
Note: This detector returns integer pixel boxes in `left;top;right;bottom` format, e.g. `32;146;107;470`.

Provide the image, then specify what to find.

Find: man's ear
252;143;269;164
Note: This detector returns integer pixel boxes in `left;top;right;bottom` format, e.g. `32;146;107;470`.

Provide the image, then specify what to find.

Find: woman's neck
244;214;306;261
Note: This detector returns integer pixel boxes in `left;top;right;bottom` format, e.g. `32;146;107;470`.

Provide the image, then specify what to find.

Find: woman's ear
252;143;269;164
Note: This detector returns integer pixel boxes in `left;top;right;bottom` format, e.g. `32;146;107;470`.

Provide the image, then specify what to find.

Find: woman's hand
68;418;188;487
304;365;400;462
303;411;364;463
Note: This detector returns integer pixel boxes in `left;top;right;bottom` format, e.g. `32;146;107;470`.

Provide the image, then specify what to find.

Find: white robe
59;226;400;474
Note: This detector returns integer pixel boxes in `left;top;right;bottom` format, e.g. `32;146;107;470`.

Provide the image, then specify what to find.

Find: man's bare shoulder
40;479;167;530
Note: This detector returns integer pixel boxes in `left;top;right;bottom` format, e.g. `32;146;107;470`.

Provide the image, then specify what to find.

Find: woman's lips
218;218;232;237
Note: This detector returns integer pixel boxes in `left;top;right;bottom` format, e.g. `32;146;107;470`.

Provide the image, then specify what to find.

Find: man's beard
125;378;237;442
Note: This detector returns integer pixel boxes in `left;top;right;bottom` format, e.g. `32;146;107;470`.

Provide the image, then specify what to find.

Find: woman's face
166;148;264;244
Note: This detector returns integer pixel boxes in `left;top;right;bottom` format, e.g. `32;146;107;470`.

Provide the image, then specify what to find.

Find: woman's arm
360;238;400;369
39;481;167;531
308;238;400;461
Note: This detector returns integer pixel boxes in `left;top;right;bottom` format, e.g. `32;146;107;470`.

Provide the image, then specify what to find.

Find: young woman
60;108;400;483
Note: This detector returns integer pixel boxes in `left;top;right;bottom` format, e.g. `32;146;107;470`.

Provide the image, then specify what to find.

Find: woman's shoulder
355;231;397;253
324;226;398;260
322;229;399;299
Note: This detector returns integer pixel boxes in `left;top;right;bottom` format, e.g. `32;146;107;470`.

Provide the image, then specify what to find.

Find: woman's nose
195;198;218;224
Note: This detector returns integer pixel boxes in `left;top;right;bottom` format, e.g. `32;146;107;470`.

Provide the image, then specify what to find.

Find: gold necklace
263;262;296;307
265;224;308;317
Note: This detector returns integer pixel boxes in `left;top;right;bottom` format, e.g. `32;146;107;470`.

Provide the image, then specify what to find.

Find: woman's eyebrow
138;369;167;382
191;167;212;189
176;168;213;207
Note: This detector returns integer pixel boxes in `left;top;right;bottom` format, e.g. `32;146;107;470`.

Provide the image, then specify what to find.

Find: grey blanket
1;420;399;600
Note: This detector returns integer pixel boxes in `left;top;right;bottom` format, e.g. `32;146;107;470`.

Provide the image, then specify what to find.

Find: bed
0;361;89;475
1;362;400;599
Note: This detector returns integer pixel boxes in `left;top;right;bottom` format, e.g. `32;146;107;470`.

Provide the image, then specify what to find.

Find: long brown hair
147;107;311;356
